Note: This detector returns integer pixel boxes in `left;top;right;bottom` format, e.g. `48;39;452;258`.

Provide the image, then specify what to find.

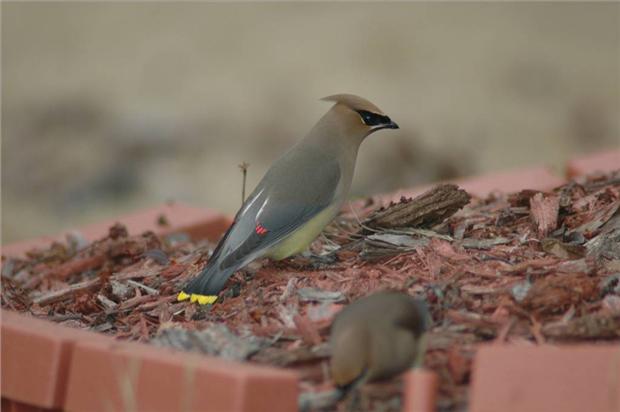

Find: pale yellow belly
266;206;338;260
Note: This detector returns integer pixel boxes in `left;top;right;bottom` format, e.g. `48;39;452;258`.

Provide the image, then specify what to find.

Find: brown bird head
321;94;399;139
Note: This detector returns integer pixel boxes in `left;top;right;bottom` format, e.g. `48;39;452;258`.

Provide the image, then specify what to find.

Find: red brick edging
402;369;438;412
1;310;299;412
385;166;564;204
1;311;104;409
65;338;297;412
469;344;620;412
1;203;233;258
566;150;620;179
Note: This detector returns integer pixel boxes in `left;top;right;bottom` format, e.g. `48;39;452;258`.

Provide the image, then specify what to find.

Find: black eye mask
356;110;392;127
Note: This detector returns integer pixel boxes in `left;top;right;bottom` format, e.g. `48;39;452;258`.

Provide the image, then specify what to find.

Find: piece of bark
541;238;586;260
585;209;620;260
520;274;599;315
47;254;105;279
22;254;105;290
571;200;620;237
364;184;471;230
542;313;620;340
32;278;101;305
508;189;541;207
529;193;560;238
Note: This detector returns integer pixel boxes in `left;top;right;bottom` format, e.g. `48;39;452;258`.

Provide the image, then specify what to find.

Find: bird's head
321;94;399;140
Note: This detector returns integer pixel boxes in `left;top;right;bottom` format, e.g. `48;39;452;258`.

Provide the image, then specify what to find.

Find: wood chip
529;193;559;238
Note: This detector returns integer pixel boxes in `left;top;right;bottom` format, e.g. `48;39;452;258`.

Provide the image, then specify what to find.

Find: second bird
178;94;399;304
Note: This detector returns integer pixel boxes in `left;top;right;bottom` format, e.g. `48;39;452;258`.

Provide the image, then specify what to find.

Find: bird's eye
357;110;389;126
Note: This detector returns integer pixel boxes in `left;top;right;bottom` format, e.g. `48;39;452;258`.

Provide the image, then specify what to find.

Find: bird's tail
177;258;238;305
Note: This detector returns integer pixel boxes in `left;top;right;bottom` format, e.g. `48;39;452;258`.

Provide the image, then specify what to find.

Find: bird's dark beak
376;120;399;130
386;120;399;129
368;118;399;134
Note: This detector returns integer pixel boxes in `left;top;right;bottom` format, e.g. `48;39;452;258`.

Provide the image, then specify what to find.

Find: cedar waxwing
330;292;430;394
178;94;399;304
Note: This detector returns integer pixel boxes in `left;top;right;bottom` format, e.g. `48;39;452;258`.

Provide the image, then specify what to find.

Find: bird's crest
321;94;385;115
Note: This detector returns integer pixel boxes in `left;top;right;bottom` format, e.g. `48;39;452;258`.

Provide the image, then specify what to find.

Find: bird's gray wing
217;147;341;269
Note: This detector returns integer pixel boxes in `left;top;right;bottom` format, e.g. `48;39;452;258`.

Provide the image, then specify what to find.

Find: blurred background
2;2;619;243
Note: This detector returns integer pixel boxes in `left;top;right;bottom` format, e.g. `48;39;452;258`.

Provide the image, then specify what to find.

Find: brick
566;150;620;178
402;369;438;412
455;167;564;198
469;344;620;412
0;399;57;412
1;203;232;258
64;339;298;412
1;311;109;409
385;166;565;204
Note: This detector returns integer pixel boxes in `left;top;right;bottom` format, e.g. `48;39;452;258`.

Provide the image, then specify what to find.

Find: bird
178;94;399;304
329;292;431;396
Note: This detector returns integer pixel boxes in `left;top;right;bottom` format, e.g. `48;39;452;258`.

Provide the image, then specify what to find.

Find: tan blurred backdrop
2;2;619;243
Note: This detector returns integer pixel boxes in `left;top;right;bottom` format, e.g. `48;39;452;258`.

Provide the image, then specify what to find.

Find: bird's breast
266;204;340;260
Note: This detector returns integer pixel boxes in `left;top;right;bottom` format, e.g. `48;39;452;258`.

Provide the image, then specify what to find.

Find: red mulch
3;171;620;412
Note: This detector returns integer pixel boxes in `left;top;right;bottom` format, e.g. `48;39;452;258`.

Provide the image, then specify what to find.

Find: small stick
97;293;118;309
33;278;101;305
23;254;105;290
238;162;249;204
127;280;159;295
50;255;105;279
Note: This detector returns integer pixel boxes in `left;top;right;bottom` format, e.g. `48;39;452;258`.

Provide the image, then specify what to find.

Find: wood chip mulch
2;171;620;412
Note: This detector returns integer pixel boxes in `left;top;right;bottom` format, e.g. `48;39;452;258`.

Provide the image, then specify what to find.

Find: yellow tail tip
194;294;217;305
178;291;218;305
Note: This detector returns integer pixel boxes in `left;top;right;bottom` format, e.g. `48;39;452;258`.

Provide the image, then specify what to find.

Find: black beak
386;120;399;129
367;117;399;134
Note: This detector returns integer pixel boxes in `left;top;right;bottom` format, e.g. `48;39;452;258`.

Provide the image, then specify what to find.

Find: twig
38;313;85;322
116;294;158;312
348;202;380;234
97;293;118;310
127;280;160;295
238;162;249;204
33;278;101;305
23;254;105;289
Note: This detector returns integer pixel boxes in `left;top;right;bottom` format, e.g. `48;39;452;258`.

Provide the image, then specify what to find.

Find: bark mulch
3;171;620;412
